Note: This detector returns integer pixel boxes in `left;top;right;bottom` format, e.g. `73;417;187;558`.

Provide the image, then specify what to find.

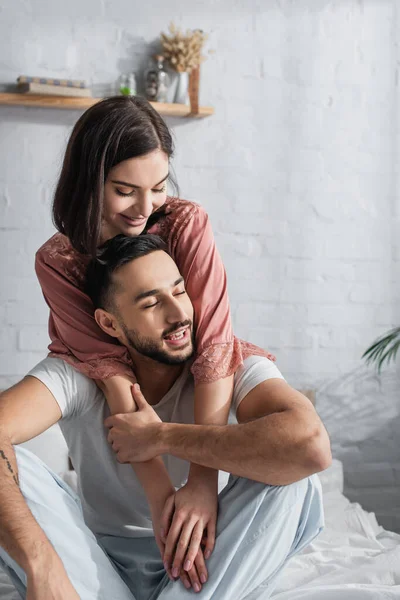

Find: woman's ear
94;308;121;339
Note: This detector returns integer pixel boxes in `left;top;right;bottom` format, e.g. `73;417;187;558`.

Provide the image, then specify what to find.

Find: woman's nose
138;192;154;218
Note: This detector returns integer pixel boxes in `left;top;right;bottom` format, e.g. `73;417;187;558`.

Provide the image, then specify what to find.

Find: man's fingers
194;549;208;586
131;383;147;408
104;415;118;429
172;518;198;576
107;430;119;451
179;569;192;590
204;522;216;559
187;567;202;593
160;495;175;543
183;522;204;572
188;550;207;592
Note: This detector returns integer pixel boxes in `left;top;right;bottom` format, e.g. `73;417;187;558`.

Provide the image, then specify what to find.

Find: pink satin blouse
35;198;274;384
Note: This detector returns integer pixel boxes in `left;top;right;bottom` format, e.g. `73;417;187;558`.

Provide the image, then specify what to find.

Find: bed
1;457;399;599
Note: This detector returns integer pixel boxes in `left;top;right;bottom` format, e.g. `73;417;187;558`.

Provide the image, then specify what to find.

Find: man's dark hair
52;95;178;257
85;234;167;310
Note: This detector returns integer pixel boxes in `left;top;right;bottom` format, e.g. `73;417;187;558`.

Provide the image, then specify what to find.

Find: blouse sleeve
35;247;134;381
172;205;242;385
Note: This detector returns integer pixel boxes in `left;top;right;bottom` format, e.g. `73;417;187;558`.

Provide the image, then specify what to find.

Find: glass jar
155;55;169;103
119;72;136;96
144;55;170;103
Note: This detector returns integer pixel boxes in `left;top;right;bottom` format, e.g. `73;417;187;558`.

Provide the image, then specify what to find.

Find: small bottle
144;56;170;103
144;59;158;101
119;72;136;96
154;55;170;103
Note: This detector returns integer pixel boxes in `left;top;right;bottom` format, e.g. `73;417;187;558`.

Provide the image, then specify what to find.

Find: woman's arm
172;204;236;439
157;205;236;572
35;244;174;551
35;245;134;381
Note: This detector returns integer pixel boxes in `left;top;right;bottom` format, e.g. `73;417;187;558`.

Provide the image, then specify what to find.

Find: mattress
1;460;399;599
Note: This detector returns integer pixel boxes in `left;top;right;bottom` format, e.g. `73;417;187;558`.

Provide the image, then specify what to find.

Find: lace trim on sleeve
48;352;136;381
191;337;277;385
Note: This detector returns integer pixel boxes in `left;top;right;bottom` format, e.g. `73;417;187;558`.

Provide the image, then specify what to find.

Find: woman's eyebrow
111;173;169;189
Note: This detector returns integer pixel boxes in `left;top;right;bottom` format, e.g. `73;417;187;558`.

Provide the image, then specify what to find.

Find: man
0;234;331;600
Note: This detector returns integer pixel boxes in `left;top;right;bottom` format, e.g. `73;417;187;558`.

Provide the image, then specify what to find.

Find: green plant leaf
362;327;400;371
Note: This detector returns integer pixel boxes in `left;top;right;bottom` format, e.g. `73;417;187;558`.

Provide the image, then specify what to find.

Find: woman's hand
161;467;218;587
150;492;208;593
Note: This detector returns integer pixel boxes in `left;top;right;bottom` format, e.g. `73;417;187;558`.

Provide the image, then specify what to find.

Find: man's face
110;250;195;365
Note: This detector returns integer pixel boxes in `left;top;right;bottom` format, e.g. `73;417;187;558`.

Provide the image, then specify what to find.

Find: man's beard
120;320;195;365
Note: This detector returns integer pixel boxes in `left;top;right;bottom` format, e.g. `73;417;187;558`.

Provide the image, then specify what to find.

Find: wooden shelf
0;93;214;118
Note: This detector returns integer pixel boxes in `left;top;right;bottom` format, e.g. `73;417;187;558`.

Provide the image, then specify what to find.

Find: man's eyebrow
111;173;169;189
134;277;184;303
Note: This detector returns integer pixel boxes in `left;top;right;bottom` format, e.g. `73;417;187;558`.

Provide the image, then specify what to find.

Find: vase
174;71;189;105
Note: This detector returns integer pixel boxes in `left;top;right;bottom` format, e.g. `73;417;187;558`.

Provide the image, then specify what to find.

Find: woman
35;96;274;589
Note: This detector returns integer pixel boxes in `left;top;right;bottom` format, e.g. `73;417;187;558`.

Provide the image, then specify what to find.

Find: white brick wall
0;0;400;530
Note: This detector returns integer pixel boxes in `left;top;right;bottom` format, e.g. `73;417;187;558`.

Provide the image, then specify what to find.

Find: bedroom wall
0;1;399;530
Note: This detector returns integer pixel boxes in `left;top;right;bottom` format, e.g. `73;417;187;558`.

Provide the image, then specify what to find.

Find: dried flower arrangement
160;23;210;73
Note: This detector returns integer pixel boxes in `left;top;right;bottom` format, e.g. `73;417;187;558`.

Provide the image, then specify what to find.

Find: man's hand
105;384;163;463
26;554;80;599
178;550;209;593
161;471;218;587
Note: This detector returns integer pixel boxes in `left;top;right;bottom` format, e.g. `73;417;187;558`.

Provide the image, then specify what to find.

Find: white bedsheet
1;462;399;599
271;488;400;599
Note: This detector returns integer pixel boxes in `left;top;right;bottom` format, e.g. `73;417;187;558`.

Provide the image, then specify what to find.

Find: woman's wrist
97;375;136;414
134;457;174;505
148;479;175;512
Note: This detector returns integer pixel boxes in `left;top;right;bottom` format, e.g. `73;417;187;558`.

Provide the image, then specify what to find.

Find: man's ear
94;308;121;339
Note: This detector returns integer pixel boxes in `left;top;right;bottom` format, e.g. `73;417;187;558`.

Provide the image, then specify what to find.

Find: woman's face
102;149;169;241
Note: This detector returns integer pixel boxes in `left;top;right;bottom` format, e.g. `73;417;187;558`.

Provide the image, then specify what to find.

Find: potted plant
160;23;210;104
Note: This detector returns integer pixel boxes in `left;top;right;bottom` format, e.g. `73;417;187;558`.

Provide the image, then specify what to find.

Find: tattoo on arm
0;450;19;486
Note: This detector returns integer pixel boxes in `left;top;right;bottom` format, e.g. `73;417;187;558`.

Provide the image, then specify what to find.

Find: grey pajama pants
0;446;324;599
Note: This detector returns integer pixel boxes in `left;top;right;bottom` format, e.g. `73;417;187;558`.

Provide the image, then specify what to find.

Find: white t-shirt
28;356;284;539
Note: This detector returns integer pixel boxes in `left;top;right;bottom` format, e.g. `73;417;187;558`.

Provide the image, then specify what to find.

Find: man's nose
166;298;187;323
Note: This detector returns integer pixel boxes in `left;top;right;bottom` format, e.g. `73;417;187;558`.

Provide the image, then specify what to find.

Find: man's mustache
162;320;192;338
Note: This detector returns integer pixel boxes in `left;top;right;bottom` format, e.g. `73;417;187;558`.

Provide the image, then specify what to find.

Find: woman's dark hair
52;96;177;257
85;233;168;310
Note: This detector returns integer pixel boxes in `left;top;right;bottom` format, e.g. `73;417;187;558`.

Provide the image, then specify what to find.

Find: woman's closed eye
116;187;165;197
116;188;136;197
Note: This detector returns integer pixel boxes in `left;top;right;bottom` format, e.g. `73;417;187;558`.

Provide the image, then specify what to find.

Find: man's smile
163;325;191;347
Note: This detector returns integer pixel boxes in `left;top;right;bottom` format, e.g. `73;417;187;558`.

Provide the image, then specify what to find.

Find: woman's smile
120;214;148;228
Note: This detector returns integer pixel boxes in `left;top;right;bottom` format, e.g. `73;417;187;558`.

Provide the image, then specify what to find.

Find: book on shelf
17;82;92;98
17;75;87;89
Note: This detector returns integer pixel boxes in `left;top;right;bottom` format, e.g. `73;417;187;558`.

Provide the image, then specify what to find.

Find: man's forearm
159;409;330;485
0;434;57;573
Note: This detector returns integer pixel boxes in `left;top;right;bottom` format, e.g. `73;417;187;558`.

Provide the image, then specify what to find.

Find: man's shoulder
28;357;100;415
235;355;284;381
232;356;285;410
